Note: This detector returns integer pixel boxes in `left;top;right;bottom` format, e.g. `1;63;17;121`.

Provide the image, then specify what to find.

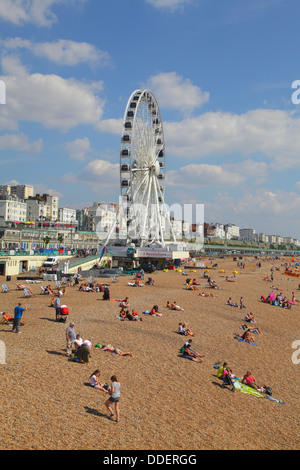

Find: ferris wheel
118;89;177;247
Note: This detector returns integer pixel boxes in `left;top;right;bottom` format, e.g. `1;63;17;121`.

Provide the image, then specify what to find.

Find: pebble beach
1;256;299;450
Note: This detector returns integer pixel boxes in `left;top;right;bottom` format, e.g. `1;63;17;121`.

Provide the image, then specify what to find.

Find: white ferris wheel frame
105;89;177;247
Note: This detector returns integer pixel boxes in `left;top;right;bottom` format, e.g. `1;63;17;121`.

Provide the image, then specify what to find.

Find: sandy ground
0;256;299;450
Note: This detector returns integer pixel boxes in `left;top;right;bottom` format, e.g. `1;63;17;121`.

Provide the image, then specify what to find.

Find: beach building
224;224;240;240
58;207;77;225
0;184;33;200
240;228;257;242
0;194;27;226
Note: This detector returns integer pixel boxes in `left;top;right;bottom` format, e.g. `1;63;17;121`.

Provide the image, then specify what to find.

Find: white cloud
146;0;191;10
0;0;86;27
2;37;110;67
0;56;106;132
0;132;42;152
166;163;243;188
62;159;120;193
144;72;209;115
164;109;300;168
65;137;93;161
96;118;123;135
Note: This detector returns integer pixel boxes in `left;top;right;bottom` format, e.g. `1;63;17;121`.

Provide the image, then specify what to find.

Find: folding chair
56;281;62;289
1;284;10;293
0;312;11;324
40;286;47;294
24;288;34;297
16;283;28;290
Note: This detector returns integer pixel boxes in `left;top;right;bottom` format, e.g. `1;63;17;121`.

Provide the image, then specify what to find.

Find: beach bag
263;385;272;396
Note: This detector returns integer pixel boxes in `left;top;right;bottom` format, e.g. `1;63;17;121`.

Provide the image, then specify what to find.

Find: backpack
263;385;272;396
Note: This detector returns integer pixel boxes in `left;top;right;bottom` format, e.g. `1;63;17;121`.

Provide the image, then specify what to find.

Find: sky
0;0;299;239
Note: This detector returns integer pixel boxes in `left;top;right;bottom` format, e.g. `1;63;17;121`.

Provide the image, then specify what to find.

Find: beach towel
233;381;265;398
235;337;259;346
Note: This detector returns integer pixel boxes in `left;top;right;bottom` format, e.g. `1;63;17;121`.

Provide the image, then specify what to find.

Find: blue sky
0;0;299;238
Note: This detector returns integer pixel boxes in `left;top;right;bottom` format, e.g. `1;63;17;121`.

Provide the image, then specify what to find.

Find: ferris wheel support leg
140;175;153;245
103;212;118;247
153;177;165;246
156;182;177;243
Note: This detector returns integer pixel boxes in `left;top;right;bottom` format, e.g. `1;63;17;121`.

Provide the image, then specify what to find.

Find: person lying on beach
226;298;238;307
99;345;134;357
225;276;235;282
241;324;262;335
90;369;110;393
181;344;203;363
178;322;194;336
199;292;214;297
166;301;184;311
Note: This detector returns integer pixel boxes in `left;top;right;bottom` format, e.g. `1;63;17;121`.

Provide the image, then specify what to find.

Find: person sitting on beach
90;369;110;393
186;281;197;290
241;330;255;343
181;344;203;363
183;339;205;358
74;339;92;364
119;308;127;319
103;287;110;300
120;297;130;308
242;371;260;391
74;333;83;350
178;322;194;336
100;345;134;357
208;280;220;289
219;363;235;392
192;279;200;285
150;305;163;317
225;276;235;282
244;312;256;323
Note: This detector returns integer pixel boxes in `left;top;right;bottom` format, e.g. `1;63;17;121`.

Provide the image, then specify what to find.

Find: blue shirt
14;306;25;319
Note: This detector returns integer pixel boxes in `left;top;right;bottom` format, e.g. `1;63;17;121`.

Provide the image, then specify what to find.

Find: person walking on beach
12;303;27;333
66;322;76;356
105;375;121;422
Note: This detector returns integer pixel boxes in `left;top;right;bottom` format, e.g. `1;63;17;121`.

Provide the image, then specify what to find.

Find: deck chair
24;287;34;297
56;281;62;289
0;312;11;324
40;286;48;294
1;284;10;293
16;283;28;290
